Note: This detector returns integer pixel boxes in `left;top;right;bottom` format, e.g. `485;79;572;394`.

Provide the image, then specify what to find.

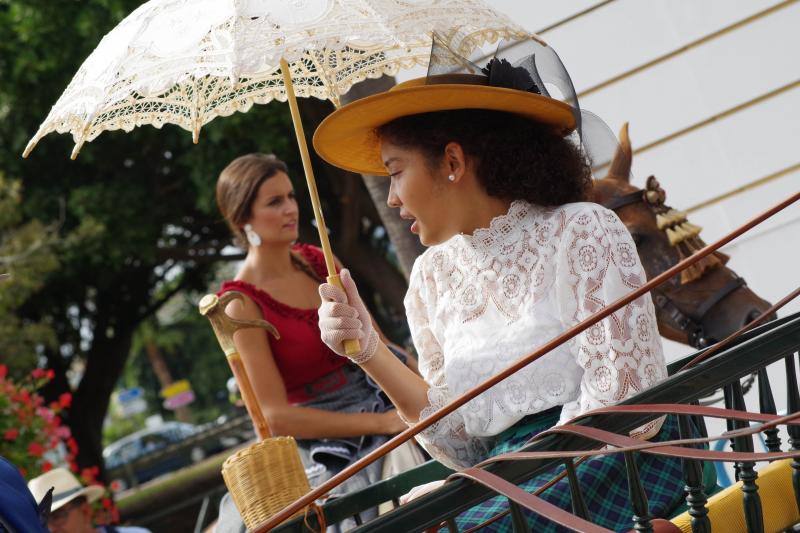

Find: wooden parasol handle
279;58;360;357
199;292;280;441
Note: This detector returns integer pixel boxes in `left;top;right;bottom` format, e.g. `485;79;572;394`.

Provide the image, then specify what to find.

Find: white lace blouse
404;200;667;470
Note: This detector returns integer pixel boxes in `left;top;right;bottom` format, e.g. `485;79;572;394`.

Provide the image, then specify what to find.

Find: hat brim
50;485;104;511
313;83;576;176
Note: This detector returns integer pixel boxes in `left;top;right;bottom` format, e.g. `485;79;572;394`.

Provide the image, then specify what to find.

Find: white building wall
487;0;800;362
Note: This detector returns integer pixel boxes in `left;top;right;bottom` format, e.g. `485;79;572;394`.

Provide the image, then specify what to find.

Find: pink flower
36;407;54;422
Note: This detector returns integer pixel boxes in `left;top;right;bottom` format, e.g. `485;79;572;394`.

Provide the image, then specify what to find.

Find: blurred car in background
103;421;239;491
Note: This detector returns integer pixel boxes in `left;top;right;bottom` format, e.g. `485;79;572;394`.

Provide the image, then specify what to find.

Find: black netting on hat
425;35;626;177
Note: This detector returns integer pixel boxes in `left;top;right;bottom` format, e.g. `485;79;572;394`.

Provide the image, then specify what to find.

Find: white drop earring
244;224;261;247
447;174;455;182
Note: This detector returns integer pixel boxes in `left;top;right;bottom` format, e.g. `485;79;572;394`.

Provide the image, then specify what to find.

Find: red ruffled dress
218;243;348;404
214;244;408;529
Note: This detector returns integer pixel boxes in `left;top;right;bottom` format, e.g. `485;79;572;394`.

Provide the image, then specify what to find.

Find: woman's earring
447;174;455;182
244;224;261;247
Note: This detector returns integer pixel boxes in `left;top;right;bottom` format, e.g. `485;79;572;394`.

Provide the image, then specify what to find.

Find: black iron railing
276;312;800;532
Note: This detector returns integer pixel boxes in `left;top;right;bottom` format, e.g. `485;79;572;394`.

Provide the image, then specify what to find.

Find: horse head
591;123;775;348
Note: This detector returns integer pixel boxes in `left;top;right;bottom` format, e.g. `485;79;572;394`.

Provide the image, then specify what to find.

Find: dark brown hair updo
376;109;593;206
216;153;289;246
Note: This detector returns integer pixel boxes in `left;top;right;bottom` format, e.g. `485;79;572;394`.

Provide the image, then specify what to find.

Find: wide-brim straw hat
28;467;104;512
313;73;577;177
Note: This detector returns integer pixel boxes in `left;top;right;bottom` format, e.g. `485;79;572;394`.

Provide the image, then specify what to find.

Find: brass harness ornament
643;176;727;285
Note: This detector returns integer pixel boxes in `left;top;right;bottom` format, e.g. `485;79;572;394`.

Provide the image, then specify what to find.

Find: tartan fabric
451;411;685;532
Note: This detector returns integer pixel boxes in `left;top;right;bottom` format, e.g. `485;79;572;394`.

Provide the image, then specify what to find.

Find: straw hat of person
28;468;103;512
313;71;576;177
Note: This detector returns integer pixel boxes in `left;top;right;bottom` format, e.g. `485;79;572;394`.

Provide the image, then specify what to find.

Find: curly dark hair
376;109;592;206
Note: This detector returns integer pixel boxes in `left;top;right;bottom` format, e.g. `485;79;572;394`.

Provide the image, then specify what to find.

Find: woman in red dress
214;153;417;532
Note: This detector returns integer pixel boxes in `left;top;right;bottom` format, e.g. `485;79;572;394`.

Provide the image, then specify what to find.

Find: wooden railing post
678;416;710;533
727;381;764;533
564;458;590;520
757;369;782;453
508;501;527;532
623;451;653;533
785;352;800;514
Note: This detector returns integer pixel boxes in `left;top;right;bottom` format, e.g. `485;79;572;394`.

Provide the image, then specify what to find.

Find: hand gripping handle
326;274;362;357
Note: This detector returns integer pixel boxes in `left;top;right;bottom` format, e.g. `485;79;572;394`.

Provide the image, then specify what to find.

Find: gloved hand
318;269;378;364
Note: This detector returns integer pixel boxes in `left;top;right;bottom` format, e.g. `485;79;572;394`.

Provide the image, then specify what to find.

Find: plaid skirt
453;409;685;533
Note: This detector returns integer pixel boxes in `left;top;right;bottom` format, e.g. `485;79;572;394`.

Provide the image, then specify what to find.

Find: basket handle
199;292;280;441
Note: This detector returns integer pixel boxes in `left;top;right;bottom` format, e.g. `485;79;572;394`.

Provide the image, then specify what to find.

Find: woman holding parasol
313;38;687;531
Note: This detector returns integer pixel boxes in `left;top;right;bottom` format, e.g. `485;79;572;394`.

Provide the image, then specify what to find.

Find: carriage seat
670;459;799;532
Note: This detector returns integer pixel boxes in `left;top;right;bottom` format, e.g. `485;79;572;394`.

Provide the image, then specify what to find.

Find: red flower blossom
41;461;53;473
67;437;79;455
31;368;47;379
58;392;72;409
3;428;18;441
81;466;99;483
27;442;45;457
14;389;31;406
102;497;112;509
0;364;7;379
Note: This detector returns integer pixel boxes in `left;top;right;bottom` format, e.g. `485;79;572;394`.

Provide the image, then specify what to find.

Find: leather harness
600;190;746;348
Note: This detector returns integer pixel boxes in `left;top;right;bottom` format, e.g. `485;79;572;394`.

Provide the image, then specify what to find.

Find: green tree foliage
0;0;409;475
0;0;297;472
0;173;59;375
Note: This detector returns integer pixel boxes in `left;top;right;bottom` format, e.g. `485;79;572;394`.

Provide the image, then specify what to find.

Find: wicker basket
222;436;311;529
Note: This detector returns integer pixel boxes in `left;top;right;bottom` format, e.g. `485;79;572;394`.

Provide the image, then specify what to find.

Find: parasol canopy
23;0;530;355
23;0;528;159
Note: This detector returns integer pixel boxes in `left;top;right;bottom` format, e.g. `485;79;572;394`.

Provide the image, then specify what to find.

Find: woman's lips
283;221;297;229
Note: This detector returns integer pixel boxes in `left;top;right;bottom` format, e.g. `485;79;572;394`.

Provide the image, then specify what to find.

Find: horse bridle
600;187;746;349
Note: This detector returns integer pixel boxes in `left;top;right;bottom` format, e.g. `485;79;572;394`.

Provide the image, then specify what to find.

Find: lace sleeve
555;205;667;430
404;258;492;470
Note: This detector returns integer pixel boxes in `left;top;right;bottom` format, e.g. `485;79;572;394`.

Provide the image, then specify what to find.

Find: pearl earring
244;224;261;247
447;174;455;182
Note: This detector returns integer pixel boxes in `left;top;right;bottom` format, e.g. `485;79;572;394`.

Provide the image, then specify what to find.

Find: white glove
400;480;447;504
318;269;378;364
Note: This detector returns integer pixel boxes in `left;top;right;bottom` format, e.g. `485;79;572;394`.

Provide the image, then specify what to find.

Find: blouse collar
448;200;537;255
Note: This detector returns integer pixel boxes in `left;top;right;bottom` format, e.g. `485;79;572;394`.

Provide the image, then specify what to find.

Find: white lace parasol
23;0;528;159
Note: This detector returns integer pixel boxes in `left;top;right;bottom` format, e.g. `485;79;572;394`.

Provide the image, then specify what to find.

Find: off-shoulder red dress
218;243;347;404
